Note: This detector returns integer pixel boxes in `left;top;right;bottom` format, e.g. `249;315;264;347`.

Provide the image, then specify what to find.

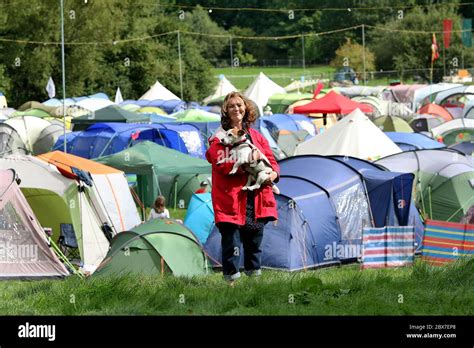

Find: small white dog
217;127;280;194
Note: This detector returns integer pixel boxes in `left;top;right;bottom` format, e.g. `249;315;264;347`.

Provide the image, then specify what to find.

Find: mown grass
1;258;473;315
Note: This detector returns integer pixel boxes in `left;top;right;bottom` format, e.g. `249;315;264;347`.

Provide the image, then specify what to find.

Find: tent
430;118;474;146
276;130;310;157
204;155;373;270
37;151;141;233
449;141;474;155
329;155;424;251
171;109;221;122
0;116;62;155
71;105;151;131
96;141;211;210
376;149;474;222
412;83;461;111
293;90;373;115
417;103;453;122
335;86;385;98
383;84;426;105
266;93;314;114
184;193;214;244
284;79;321;93
139;80;181;101
128;99;185;114
203;75;237;105
0;92;7;108
137;106;167;115
0;123;27;156
373;116;414;133
385;132;446;151
352;96;414;119
409;114;445;133
93;219;209;277
244;72;286;108
55;122;205;159
0;155;110;273
260;114;317;137
0;169;70;279
294;108;402;161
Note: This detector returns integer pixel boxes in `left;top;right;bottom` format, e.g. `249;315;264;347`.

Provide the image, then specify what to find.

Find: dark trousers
217;222;264;278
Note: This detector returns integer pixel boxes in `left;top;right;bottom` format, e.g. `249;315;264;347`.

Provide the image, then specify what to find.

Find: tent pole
60;0;67;153
229;36;233;69
301;34;305;70
174;179;178;210
177;31;184;100
362;24;366;85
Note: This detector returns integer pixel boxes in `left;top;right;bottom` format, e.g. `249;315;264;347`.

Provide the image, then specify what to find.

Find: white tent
431;118;474;138
3;116;52;153
203;75;237;104
294;108;402;161
244;72;285;108
139;80;181;101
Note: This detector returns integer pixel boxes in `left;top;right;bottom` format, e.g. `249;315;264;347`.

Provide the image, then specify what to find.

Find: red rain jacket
205;127;279;226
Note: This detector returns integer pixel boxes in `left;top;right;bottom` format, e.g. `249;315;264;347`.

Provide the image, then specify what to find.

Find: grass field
1;258;472;315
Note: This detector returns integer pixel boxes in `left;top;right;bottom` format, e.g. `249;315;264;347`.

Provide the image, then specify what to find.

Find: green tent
171;109;221;122
71;105;150;131
93;219;210;277
376;149;474;222
373;116;413;133
267;93;314;114
96;141;211;212
11;108;52;118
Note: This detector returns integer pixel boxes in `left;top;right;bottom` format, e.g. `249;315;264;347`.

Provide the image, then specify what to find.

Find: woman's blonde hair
153;195;166;213
221;91;257;130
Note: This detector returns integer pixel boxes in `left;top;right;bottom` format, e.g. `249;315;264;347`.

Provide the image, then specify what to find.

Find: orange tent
417;103;453;122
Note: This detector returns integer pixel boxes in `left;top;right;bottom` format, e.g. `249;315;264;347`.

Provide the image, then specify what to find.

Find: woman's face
226;97;246;128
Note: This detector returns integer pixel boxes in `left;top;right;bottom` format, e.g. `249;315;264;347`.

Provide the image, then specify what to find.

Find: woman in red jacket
206;91;279;283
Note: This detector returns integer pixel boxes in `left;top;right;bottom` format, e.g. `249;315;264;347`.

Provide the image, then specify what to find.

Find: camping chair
57;223;80;261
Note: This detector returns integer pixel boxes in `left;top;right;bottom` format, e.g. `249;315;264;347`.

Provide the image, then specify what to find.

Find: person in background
195;181;209;194
205;91;279;285
148;195;170;220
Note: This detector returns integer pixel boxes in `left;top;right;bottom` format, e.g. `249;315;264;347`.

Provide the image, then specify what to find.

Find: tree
371;4;474;83
330;38;375;78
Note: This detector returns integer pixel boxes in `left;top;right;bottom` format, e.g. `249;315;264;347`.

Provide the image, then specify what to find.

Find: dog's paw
241;186;248;191
272;185;280;195
229;168;238;175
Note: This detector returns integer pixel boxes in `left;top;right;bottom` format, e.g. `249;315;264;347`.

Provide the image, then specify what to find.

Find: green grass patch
1;258;473;315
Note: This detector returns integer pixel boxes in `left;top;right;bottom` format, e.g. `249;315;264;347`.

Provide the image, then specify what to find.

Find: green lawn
1;258;472;315
212;65;336;90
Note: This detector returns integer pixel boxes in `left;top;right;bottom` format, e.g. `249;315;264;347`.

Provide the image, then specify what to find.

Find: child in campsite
206;91;279;285
148;195;170;220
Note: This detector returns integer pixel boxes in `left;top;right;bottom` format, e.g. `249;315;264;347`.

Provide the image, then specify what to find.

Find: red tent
417;103;453;122
293;90;373;115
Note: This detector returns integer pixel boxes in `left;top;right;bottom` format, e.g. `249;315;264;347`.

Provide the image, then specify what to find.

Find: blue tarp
385;132;445;151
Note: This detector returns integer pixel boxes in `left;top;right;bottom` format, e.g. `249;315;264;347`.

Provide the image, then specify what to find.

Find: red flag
431;33;439;63
313;81;324;99
443;19;453;49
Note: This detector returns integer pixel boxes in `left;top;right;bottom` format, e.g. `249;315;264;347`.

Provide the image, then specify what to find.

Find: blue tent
385;132;446;151
184;193;214;244
329;156;424;251
204;155;374;271
261;114;317;137
54;122;205;159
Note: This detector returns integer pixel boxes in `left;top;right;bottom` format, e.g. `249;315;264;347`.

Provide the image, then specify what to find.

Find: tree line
1;0;473;106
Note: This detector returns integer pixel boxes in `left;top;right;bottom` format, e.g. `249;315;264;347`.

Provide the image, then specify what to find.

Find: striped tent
422;219;474;265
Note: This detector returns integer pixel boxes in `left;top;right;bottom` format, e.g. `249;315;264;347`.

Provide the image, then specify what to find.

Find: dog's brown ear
237;129;245;136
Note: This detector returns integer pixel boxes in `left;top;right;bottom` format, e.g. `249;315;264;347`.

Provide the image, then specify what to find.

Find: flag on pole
115;87;123;104
312;81;324;99
443;19;453;49
431;33;440;63
46;77;56;99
